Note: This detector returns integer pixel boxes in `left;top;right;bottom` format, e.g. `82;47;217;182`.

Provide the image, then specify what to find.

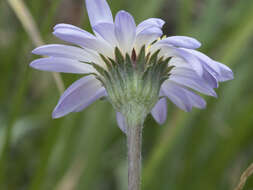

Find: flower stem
127;121;142;190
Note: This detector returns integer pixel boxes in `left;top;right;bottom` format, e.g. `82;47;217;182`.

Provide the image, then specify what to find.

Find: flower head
30;0;233;133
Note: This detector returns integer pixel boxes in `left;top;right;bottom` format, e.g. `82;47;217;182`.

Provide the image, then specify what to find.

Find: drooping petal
151;97;167;124
169;57;218;88
214;61;234;82
183;49;233;83
52;75;102;118
150;43;203;76
115;10;136;54
135;27;163;53
136;18;165;34
157;36;201;49
162;80;206;111
170;67;217;97
202;68;219;88
185;49;221;75
74;87;107;112
116;112;127;134
30;57;96;74
53;26;114;57
161;82;190;111
93;22;118;46
174;48;203;76
32;44;99;63
85;0;113;27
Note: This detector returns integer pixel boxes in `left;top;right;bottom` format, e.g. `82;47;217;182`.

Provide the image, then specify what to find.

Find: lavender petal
53;23;87;33
85;0;113;27
158;36;201;49
170;67;217;97
32;44;98;63
135;27;163;53
53;26;114;57
116;112;127;134
52;75;102;118
174;48;203;76
214;61;234;81
93;22;117;46
136;18;165;34
151;97;167;124
74;87;107;112
115;10;136;54
30;57;96;74
185;49;221;75
162;80;206;112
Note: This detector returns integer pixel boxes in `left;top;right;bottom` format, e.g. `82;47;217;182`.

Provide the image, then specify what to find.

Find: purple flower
30;0;233;133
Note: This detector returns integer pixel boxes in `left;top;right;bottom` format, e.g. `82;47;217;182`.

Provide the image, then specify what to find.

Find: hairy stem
127;122;142;190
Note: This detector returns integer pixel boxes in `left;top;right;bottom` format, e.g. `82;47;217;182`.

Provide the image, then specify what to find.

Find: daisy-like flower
30;0;233;132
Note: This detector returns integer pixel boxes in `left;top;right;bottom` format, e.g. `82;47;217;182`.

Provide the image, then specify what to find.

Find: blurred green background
1;0;253;189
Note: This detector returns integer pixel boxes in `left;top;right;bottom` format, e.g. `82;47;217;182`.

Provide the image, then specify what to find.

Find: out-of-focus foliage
1;0;253;189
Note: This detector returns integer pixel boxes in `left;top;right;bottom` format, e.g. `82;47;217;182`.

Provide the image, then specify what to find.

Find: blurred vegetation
1;0;253;189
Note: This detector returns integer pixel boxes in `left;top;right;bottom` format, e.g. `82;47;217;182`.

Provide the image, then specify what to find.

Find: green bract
92;46;173;125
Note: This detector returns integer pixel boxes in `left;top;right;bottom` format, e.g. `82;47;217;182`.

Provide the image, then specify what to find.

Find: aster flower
30;0;233;130
30;0;233;189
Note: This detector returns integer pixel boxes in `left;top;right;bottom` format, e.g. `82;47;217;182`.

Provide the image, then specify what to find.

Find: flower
30;0;233;133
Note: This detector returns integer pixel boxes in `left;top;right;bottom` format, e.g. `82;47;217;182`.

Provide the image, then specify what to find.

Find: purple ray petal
136;18;165;34
116;112;127;134
151;97;167;124
169;57;218;88
52;75;102;118
30;57;96;74
202;68;219;88
85;0;113;27
162;80;206;111
74;87;107;112
53;23;87;33
151;44;203;76
93;22;117;46
214;61;234;81
53;26;114;57
183;49;233;82
115;10;136;54
135;27;162;53
185;49;221;75
157;36;201;49
32;44;98;63
170;67;217;97
174;48;203;76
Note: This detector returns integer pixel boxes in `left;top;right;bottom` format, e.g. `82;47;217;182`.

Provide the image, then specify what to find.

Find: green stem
127;121;142;190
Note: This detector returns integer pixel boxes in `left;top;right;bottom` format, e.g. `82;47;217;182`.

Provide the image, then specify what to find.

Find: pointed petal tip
53;23;68;31
201;101;207;109
212;91;218;98
31;47;42;55
194;39;202;49
52;109;66;119
52;106;61;119
151;98;167;125
116;112;127;134
52;31;58;37
29;60;38;69
52;112;60;119
157;19;165;27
